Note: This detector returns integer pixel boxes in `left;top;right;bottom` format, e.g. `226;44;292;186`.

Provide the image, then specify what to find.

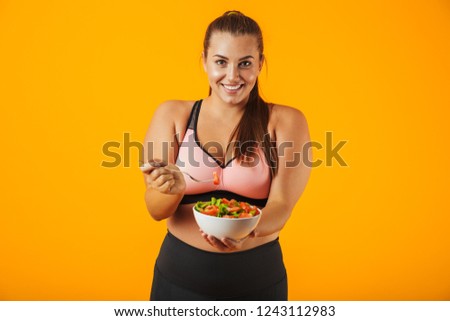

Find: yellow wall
1;0;449;300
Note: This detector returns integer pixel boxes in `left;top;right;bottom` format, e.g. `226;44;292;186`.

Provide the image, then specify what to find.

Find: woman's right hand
141;162;186;195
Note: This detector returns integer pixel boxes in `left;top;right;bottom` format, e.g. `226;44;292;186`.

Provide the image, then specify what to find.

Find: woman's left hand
200;230;255;252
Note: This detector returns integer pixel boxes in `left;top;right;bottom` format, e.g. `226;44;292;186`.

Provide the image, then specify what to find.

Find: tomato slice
202;205;219;216
240;202;250;212
238;213;253;218
213;172;220;185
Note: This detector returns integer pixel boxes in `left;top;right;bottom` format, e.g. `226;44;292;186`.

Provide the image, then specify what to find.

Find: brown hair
203;10;278;176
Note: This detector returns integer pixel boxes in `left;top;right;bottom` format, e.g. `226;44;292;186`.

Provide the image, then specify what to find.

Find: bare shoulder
152;100;195;133
153;99;194;119
270;103;309;137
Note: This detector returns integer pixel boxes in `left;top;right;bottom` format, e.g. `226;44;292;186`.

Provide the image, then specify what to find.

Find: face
202;32;263;105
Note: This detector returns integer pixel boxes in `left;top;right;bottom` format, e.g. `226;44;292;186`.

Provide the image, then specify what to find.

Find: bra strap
187;100;202;130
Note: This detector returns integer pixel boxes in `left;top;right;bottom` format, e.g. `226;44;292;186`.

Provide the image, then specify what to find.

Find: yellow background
1;0;449;300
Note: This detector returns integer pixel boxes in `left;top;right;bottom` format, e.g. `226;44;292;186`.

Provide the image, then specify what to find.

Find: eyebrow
213;54;255;60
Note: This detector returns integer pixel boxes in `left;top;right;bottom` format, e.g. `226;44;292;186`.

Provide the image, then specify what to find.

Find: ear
259;54;265;72
201;51;207;72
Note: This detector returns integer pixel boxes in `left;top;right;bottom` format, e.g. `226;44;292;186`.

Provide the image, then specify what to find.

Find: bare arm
142;101;187;221
254;106;311;237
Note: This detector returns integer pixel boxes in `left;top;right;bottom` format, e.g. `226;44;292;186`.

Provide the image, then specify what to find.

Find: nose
227;64;240;83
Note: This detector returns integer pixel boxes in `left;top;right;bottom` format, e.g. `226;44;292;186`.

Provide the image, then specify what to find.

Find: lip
221;83;244;94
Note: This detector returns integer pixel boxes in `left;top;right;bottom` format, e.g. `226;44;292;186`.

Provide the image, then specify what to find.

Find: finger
149;168;161;179
201;232;214;247
140;159;169;173
150;170;172;185
208;235;229;251
169;179;175;191
201;232;216;248
150;167;175;180
164;163;178;170
164;164;184;177
165;179;175;193
154;173;174;186
221;237;240;249
148;159;168;167
155;179;173;193
140;162;159;174
224;234;251;248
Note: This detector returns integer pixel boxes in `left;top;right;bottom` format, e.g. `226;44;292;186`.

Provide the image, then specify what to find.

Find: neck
205;94;249;120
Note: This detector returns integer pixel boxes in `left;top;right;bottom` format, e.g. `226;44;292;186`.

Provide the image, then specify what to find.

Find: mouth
221;83;244;93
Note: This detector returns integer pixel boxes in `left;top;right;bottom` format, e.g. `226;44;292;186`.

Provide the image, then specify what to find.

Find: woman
141;11;311;300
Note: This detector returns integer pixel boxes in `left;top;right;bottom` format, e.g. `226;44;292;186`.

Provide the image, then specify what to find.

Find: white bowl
193;207;262;240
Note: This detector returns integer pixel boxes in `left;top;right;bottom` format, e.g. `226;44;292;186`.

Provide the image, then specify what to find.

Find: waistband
180;190;268;207
155;231;286;298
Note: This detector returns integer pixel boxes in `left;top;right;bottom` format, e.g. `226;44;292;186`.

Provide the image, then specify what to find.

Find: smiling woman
141;10;311;301
203;33;261;105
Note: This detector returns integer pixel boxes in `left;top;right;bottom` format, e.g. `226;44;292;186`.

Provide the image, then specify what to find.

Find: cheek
243;72;258;83
209;69;222;78
208;68;225;79
207;68;225;82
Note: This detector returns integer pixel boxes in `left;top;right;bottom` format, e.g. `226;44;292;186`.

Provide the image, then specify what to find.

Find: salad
194;197;260;218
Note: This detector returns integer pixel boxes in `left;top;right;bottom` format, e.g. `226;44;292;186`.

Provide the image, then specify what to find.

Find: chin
221;96;245;105
213;88;250;105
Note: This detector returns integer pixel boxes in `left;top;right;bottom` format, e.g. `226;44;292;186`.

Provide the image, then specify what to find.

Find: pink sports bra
176;100;271;207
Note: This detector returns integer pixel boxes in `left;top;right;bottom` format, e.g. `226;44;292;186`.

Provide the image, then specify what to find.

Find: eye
239;61;252;68
215;60;227;66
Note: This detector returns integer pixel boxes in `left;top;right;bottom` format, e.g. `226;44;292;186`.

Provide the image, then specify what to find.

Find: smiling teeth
223;84;242;90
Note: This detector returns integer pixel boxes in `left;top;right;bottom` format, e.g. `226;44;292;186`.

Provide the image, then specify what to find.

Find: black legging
150;231;288;301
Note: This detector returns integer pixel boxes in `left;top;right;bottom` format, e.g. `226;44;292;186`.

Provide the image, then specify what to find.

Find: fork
180;172;214;183
139;160;214;183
